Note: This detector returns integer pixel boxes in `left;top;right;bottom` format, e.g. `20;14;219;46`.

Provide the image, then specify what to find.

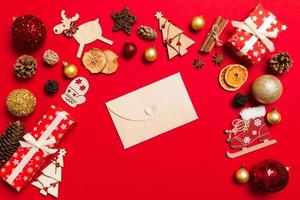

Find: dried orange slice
224;64;248;88
219;66;240;91
101;50;118;74
82;48;106;74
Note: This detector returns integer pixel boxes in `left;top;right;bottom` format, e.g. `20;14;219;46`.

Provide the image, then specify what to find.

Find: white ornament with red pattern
61;77;89;108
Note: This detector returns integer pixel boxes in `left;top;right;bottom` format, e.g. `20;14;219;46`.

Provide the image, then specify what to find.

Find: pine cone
269;52;292;74
14;55;37;79
0;121;25;165
137;25;157;41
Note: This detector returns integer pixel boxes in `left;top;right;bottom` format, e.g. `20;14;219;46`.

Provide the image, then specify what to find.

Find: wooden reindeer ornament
53;10;113;58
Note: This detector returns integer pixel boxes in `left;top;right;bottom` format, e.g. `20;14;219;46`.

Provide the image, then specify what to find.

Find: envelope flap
106;73;191;122
106;99;158;121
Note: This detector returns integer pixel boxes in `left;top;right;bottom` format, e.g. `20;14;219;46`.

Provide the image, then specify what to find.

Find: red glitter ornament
252;160;289;193
11;15;47;52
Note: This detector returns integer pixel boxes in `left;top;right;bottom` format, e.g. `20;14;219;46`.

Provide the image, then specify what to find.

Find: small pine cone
14;55;37;79
269;52;292;74
137;25;157;41
0;121;25;165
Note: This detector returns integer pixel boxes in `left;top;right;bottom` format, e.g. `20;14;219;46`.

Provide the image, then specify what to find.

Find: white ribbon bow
232;16;278;52
20;133;58;155
225;119;250;142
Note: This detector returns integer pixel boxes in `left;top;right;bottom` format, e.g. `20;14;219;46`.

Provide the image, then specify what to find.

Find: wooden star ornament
111;7;137;35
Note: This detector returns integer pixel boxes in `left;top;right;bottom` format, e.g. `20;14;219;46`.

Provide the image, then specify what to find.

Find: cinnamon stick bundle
199;16;229;54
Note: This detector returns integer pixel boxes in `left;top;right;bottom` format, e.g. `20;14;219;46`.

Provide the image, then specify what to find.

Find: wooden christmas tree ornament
32;149;67;198
155;12;195;60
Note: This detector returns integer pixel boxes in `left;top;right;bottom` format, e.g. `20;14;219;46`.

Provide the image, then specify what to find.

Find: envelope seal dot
145;105;157;116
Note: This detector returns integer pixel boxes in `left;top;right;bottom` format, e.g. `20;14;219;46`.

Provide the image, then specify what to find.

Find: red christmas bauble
252;160;289;193
122;42;137;59
12;15;47;52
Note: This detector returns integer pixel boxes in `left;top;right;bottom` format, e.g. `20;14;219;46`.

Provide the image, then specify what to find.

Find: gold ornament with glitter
6;89;36;117
252;75;283;104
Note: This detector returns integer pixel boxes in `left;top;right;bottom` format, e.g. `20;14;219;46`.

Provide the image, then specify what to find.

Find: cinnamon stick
204;18;226;52
200;16;222;53
205;18;229;52
200;16;228;54
203;18;222;52
203;17;224;52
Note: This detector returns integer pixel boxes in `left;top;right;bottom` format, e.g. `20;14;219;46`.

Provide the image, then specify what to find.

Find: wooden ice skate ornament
155;12;195;60
225;106;277;159
32;149;67;198
53;10;113;58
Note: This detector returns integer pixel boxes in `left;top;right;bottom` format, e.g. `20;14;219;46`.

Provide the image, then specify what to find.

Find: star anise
212;53;224;66
193;58;205;70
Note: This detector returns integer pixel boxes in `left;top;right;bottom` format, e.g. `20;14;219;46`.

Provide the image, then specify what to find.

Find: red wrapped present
0;105;74;191
227;4;287;64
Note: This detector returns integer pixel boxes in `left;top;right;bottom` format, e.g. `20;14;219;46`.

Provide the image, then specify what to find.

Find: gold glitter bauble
191;16;205;31
6;89;36;117
267;108;282;125
235;165;250;184
252;75;283;104
144;46;158;62
63;61;78;78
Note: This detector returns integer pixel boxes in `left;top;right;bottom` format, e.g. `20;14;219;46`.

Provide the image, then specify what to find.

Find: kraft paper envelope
105;73;198;149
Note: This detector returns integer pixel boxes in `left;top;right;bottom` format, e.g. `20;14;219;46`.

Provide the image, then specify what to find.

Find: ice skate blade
226;139;277;159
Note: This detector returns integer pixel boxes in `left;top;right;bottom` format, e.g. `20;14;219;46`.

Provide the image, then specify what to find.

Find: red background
0;0;299;199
